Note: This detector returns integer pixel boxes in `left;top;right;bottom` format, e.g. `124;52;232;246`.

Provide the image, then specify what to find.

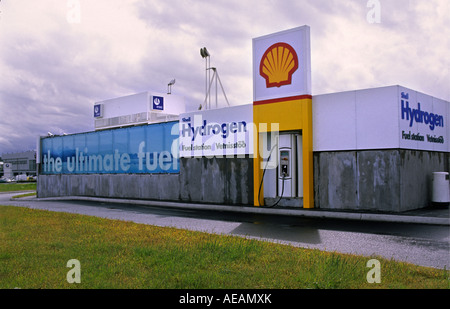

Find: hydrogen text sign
399;87;448;152
313;85;449;152
179;104;254;157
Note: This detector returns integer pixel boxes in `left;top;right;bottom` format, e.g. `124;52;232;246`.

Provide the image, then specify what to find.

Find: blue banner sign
41;121;179;174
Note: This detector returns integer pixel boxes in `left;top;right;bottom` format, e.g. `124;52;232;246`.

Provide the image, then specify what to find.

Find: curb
34;196;450;226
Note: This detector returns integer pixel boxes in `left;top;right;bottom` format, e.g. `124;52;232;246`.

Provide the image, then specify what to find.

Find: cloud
0;0;448;155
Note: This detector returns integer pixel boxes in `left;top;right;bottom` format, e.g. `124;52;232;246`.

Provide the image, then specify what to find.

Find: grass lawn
0;182;36;192
0;205;448;289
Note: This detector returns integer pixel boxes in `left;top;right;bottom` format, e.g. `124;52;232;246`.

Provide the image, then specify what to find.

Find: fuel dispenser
280;150;290;177
260;131;303;207
278;133;299;198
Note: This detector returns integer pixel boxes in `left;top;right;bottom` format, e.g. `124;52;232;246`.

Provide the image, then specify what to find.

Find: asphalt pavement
33;195;450;226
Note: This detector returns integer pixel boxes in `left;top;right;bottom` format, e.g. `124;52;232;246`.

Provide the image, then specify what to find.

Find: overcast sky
0;0;449;154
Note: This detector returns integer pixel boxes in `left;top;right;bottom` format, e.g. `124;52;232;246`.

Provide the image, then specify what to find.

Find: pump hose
257;145;286;208
267;174;285;208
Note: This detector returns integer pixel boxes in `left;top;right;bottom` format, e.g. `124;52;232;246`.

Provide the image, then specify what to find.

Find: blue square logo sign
94;104;102;118
152;96;164;111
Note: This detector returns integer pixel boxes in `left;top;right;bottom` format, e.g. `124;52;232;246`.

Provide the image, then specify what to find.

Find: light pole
200;47;210;109
167;79;175;94
199;47;230;110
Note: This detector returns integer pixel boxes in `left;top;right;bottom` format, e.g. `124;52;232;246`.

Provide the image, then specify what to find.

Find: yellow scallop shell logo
260;42;299;88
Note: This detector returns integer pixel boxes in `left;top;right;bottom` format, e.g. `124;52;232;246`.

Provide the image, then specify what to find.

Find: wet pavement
32;194;450;226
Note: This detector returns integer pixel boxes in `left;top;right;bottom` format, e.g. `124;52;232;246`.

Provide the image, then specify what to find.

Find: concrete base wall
37;174;181;201
37;156;253;206
179;157;253;205
38;149;448;212
314;149;449;212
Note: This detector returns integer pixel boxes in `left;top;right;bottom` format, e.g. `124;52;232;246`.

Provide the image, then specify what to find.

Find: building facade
36;26;449;212
313;86;449;212
1;150;37;177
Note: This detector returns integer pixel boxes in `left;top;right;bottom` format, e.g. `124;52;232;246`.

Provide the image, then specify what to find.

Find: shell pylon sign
260;42;299;88
252;26;314;208
253;25;311;102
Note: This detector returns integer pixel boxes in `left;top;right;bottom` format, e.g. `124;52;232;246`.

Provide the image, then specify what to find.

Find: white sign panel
398;86;448;152
253;26;311;102
313;85;449;152
179;104;254;157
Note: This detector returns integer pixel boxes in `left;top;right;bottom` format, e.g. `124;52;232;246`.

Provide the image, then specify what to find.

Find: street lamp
200;47;210;58
200;47;210;109
167;79;175;94
199;47;230;110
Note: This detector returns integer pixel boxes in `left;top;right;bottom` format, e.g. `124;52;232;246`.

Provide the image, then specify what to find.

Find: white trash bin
431;172;450;206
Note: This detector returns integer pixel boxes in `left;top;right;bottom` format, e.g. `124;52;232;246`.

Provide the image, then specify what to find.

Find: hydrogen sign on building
313;85;449;153
41;121;179;174
179;104;254;157
399;87;448;152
